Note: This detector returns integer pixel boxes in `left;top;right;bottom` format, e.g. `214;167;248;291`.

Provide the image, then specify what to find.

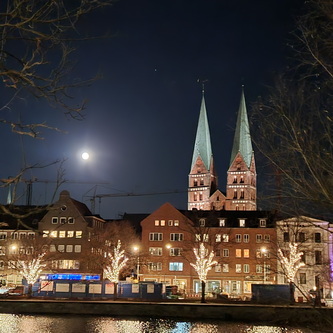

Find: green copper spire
191;92;213;171
230;88;253;168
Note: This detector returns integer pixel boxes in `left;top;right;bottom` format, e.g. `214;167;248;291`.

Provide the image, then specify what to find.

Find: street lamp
133;246;140;281
261;247;267;284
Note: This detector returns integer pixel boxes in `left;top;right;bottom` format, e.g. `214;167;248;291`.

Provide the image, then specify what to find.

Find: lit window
236;249;242;258
59;231;66;238
149;247;162;256
169;262;183;271
154;220;159;226
236;264;242;273
222;264;229;272
50;231;58;238
74;245;81;253
215;264;221;272
0;261;4;270
203;234;209;242
160;220;165;226
219;219;225;227
174;220;179;226
51;217;58;224
58;245;65;252
239;219;246;227
66;245;73;253
222;234;229;242
216;234;221;242
43;230;49;238
67;231;74;238
195;234;201;242
75;231;82;239
244;249;250;258
0;247;5;255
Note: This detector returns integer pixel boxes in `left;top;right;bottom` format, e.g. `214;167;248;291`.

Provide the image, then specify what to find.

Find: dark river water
0;314;325;333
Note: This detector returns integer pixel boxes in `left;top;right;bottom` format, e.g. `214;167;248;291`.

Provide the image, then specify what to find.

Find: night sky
0;0;304;218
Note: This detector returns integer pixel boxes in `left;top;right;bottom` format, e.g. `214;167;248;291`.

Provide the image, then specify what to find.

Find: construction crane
1;177;109;205
85;189;185;214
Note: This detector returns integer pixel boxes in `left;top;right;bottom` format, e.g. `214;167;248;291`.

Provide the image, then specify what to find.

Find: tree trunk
27;283;32;298
114;282;118;300
201;280;206;303
289;281;295;304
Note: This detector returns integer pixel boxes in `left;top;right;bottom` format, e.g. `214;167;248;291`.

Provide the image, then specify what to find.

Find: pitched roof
191;93;213;171
230;88;253;168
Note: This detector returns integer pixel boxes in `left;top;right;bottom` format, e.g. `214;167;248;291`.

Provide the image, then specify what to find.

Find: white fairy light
278;242;305;283
190;243;217;283
104;240;129;283
17;253;46;285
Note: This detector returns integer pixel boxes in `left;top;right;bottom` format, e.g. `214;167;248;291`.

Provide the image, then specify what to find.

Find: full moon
81;152;90;160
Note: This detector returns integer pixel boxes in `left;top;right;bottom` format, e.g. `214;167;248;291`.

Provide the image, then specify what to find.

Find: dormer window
199;218;205;227
219;219;226;227
259;219;267;227
239;219;246;227
233;176;237;183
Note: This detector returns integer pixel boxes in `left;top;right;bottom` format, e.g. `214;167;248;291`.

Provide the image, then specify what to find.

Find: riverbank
0;298;333;330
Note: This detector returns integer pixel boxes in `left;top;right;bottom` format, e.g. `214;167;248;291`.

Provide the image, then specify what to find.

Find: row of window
147;262;271;274
0;259;80;270
149;232;271;243
0;232;35;240
43;230;82;238
52;217;75;224
49;244;82;253
283;232;322;243
154;220;179;227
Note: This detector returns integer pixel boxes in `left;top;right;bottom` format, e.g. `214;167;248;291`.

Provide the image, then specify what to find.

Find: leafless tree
252;0;333;219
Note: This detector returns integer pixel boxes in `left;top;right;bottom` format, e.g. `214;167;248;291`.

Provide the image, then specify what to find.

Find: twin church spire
188;87;257;211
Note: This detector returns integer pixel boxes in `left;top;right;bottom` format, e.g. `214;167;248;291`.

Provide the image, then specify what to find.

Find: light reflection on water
0;314;322;333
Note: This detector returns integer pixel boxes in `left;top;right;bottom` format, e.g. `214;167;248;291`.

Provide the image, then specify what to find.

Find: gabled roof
191;93;213;171
230;88;253;168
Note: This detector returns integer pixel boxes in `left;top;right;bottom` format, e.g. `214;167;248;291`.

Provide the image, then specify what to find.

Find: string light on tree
17;253;46;285
190;243;217;303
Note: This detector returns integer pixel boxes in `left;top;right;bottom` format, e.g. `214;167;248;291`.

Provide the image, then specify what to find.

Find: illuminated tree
278;242;305;303
104;240;129;299
17;253;46;297
190;243;217;303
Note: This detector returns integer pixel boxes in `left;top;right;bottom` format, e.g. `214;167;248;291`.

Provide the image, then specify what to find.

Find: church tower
188;90;221;210
225;88;257;210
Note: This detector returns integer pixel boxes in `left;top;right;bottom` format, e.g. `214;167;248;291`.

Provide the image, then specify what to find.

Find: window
0;261;4;270
169;262;183;271
60;217;66;224
26;247;33;255
233;176;237;183
233;190;237;199
300;273;306;284
52;217;58;224
222;234;229;242
148;262;162;271
203;234;209;242
68;217;75;224
256;265;263;273
170;233;183;241
50;231;58;238
236;264;242;273
59;260;80;270
12;232;18;239
259;219;266;227
195;234;201;242
223;249;229;257
222;264;229;272
58;245;65;252
315;250;322;264
244;249;250;258
243;264;250;273
43;230;49;238
215;249;221;257
301;252;306;264
243;234;249;243
168;220;173;226
199;219;205;227
170;248;182;256
236;249;242;258
154;220;159;226
314;233;321;243
67;231;74;238
149;247;162;256
216;234;221;242
239;219;246;227
174;220;179;226
264;234;270;243
66;245;73;253
0;232;6;240
75;231;82;239
28;232;35;240
215;264;221;272
74;245;81;253
50;245;56;252
298;232;305;243
240;190;244;199
256;234;262;243
161;220;165;226
19;233;26;240
283;232;290;242
219;219;225;227
0;247;5;255
235;234;242;243
59;231;66;238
